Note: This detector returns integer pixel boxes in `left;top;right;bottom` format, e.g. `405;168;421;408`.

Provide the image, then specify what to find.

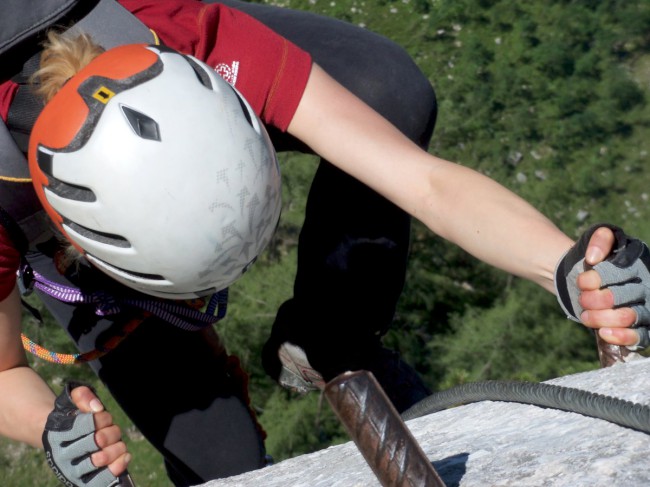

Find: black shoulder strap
1;1;100;82
7;0;157;153
0;114;30;181
0;125;33;257
0;118;50;247
67;0;157;49
1;0;156;73
1;0;94;54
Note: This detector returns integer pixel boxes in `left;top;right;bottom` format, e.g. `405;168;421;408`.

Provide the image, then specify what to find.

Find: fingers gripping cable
555;223;650;350
43;382;121;487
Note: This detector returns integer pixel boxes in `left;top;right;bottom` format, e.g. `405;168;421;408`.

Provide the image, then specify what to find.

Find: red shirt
0;0;313;300
0;226;19;300
118;0;311;130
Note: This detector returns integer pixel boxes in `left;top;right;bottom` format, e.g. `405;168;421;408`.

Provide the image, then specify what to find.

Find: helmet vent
36;146;54;176
121;106;161;141
232;89;254;129
37;147;96;202
65;220;131;248
47;179;97;202
183;56;213;90
87;254;166;282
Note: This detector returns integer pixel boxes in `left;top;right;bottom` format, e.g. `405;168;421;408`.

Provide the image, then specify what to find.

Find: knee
324;32;437;147
368;42;437;147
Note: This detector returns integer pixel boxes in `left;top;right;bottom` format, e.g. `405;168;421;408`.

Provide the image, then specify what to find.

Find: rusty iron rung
324;370;446;487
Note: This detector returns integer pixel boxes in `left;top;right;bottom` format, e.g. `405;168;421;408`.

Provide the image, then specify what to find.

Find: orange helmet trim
28;44;161;239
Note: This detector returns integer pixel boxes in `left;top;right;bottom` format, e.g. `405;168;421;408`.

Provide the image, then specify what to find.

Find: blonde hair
32;30;105;102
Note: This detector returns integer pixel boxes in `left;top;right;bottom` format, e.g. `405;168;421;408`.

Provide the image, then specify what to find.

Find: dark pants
28;2;437;485
215;0;437;381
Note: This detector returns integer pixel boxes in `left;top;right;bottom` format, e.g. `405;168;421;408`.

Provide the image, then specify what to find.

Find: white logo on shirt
215;61;239;86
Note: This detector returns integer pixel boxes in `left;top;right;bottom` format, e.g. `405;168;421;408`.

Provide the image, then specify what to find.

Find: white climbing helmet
29;44;281;298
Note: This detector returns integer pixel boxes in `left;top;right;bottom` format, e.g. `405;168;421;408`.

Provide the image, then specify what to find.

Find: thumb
585;226;616;266
69;384;105;414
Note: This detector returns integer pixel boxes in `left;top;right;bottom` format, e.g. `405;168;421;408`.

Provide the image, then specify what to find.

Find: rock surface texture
205;358;650;487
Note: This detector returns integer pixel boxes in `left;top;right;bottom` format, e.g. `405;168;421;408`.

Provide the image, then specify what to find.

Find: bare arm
288;64;573;293
0;286;56;447
288;64;640;345
0;285;131;474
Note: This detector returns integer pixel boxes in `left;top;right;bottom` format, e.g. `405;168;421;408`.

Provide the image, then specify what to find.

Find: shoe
276;342;431;413
277;342;325;393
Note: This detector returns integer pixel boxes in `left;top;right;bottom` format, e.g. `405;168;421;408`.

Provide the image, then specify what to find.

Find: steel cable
401;380;650;435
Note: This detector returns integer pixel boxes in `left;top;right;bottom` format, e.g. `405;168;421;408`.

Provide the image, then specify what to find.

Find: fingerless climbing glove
43;382;120;487
555;223;650;350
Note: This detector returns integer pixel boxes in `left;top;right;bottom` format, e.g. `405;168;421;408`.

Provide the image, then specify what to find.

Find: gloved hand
555;223;650;350
43;382;122;487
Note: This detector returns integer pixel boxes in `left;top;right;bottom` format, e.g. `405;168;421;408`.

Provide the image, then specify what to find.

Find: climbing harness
21;263;229;330
20;262;229;364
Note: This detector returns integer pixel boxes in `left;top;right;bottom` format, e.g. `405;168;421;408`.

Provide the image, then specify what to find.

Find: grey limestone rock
204;358;650;487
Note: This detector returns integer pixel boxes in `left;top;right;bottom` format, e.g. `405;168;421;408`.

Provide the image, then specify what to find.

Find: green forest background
3;0;650;485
